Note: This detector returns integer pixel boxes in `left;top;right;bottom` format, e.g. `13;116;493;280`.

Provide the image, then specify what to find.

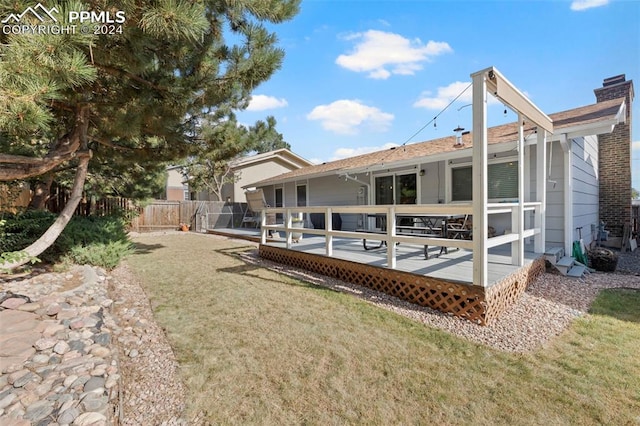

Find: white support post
535;130;547;253
513;113;525;266
471;70;489;287
563;138;573;256
387;206;397;269
326;208;333;256
260;210;267;244
285;209;293;249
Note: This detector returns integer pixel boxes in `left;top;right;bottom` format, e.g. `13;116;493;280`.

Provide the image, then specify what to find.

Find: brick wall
594;76;634;237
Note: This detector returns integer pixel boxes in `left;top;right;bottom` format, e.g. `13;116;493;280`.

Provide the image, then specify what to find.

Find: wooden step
544;247;564;264
556;256;574;267
567;264;586;278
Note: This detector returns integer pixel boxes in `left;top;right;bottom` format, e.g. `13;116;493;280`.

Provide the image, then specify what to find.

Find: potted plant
291;217;304;242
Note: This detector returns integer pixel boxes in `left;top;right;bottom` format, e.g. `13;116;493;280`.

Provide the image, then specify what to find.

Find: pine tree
0;0;300;269
184;113;290;200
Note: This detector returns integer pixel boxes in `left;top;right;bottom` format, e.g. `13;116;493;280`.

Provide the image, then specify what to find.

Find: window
374;173;417;205
451;161;518;201
296;184;307;207
275;187;283;208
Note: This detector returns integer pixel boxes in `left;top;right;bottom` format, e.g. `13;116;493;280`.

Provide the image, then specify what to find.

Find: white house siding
543;142;567;248
571;135;599;245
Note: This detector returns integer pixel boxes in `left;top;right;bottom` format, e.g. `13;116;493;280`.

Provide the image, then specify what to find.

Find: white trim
471;69;488;287
564;142;573;256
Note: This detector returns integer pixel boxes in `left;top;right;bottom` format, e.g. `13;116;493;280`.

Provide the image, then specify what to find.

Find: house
165;149;313;202
253;73;633;257
220;148;314;203
242;67;633;324
165;166;189;201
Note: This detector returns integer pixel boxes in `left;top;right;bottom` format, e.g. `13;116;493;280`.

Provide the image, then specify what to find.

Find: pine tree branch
94;63;168;93
0;106;90;181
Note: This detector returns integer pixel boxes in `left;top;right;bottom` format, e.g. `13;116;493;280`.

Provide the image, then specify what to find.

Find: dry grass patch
126;233;640;425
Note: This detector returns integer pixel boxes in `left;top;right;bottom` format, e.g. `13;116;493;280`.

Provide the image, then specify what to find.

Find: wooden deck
207;228;540;288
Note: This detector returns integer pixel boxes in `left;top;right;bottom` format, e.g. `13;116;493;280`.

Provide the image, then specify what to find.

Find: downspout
340;173;371;200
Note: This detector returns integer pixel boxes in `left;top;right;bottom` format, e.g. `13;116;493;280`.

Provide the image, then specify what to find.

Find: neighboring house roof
231;148;314;170
253;97;626;187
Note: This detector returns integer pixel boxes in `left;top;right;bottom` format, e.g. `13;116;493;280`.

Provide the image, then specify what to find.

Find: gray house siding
544;142;566;248
419;161;446;204
572;135;599;245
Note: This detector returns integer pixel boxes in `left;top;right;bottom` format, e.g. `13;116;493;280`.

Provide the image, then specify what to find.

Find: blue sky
237;0;640;190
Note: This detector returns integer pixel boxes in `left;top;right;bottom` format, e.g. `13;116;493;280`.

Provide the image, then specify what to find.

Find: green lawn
126;233;640;425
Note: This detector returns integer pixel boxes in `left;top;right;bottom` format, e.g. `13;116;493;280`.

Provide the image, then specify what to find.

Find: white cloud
246;95;288;111
307;99;394;135
413;81;500;110
331;143;399;161
570;0;609;11
336;30;452;79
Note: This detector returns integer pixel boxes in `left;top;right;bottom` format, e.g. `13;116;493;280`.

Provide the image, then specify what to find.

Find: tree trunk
1;153;91;271
28;173;55;210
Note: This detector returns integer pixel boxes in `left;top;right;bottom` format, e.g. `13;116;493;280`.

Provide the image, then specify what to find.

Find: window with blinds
451;161;518;201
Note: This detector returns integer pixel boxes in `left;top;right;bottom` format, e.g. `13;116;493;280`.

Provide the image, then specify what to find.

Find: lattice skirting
259;245;546;325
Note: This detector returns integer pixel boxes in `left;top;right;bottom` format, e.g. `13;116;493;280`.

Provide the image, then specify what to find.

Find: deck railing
260;202;541;285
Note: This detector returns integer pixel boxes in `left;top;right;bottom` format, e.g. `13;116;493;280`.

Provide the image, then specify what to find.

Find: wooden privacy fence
130;200;248;232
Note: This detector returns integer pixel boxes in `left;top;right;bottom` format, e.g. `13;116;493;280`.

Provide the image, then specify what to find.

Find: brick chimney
594;74;634;238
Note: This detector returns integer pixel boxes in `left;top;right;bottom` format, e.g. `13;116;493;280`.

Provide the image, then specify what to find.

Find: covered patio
218;67;556;324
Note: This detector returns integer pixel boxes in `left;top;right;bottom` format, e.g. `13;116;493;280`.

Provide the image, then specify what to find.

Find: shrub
62;240;134;270
0;211;133;269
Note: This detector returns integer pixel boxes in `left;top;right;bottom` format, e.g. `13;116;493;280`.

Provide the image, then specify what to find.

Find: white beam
483;67;554;134
387;206;397;269
535;131;547;253
471;70;488;287
563;143;573;256
512;114;525;266
325;208;333;256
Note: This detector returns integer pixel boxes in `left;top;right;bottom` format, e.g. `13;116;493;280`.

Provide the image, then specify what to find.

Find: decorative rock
69;319;85;330
92;333;110;346
7;369;29;385
68;340;86;353
24;399;54;422
13;372;40;388
46;303;61;316
81;394;108;412
83;377;105;393
31;354;50;365
63;375;78;388
1;297;27;309
0;393;17;409
0;265;134;425
17;302;41;312
57;406;81;425
128;349;139;358
69;375;90;390
89;346;110;359
34;337;57;351
53;340;70;355
73;411;106;426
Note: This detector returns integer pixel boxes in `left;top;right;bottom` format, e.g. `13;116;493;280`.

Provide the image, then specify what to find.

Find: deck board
207;228;540;288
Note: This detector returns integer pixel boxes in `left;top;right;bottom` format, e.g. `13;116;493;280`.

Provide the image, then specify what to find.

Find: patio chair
447;215;472;240
242;189;276;230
